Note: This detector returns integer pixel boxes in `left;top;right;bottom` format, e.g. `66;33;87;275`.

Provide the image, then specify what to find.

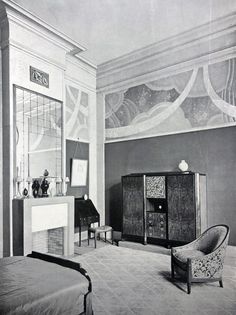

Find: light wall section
96;92;105;224
65;56;98;242
0;0;89;256
0;27;3;258
65;55;98;207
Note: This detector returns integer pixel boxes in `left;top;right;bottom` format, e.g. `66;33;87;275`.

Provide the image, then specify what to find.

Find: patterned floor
72;243;236;315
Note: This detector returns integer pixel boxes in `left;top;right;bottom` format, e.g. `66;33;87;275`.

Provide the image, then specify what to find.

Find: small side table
88;225;113;248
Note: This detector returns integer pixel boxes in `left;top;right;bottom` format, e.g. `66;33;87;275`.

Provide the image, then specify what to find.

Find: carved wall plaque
30;66;49;88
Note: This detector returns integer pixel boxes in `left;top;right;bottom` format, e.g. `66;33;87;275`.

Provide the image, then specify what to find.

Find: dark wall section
105;126;236;245
66;140;89;198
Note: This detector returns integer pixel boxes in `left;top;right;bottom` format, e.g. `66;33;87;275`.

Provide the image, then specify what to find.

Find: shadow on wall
106;183;122;231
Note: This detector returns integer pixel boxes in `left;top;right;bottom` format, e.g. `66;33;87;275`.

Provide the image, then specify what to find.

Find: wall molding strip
1;0;86;54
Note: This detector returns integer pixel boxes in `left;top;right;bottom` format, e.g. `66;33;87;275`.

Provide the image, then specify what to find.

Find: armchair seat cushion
174;249;205;263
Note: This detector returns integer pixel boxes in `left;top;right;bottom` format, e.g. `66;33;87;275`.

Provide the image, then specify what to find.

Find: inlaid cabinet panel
146;176;166;198
122;176;144;236
167;175;195;242
146;212;166;239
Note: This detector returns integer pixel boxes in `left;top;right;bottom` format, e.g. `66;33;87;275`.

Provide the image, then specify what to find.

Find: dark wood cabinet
122;172;207;247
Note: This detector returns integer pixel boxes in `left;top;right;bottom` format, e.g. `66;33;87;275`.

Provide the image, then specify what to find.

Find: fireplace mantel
12;196;74;256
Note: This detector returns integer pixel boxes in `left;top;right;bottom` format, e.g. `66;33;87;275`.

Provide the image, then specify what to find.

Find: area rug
72;245;236;315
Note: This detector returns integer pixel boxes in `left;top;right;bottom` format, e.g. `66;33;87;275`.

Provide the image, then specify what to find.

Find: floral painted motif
192;243;227;279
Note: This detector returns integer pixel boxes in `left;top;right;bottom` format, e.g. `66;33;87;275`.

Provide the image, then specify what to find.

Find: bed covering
0;256;92;315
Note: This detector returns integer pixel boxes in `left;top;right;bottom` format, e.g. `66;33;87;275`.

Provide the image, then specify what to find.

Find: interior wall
66;140;89;198
105;126;236;245
0;42;3;257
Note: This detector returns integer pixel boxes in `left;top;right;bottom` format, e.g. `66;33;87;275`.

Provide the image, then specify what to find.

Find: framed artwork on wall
71;159;88;187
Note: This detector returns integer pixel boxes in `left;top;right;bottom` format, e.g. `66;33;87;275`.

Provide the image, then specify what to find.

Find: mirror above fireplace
14;86;63;191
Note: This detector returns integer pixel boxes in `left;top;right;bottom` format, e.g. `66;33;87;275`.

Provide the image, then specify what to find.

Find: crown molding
97;11;236;93
66;54;97;76
1;0;86;55
98;11;236;74
98;47;236;94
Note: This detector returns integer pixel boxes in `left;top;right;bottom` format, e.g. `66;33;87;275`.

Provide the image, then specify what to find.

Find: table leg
94;232;97;248
79;226;81;247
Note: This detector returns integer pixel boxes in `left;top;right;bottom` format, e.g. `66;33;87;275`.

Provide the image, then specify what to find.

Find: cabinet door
122;176;144;237
147;212;166;239
167;175;195;242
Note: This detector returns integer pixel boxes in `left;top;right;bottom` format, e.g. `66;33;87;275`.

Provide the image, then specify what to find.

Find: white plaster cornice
1;0;86;55
98;11;236;75
98;47;236;94
97;11;236;93
66;55;97;76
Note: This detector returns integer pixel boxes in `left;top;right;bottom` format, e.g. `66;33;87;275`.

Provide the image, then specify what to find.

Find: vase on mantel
178;159;189;172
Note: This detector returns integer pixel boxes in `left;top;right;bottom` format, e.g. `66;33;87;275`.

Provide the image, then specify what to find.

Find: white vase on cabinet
178;160;189;172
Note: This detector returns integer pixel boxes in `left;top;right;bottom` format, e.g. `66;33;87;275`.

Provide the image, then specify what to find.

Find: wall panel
105;126;236;245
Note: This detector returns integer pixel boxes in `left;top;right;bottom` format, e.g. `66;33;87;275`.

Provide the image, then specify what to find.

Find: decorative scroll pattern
146;176;166;198
105;58;236;141
203;65;236;118
106;69;198;138
65;85;89;141
192;243;227;279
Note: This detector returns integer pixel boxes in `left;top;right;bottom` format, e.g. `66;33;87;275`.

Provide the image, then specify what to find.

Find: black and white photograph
0;0;235;314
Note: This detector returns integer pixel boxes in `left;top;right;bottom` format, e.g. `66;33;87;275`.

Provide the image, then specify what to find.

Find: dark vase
23;188;28;197
41;178;49;197
32;180;40;198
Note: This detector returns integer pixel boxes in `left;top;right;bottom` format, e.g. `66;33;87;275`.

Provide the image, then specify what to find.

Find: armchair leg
219;280;223;288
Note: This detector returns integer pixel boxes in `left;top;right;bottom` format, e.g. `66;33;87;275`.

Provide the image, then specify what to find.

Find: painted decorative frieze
65;85;89;142
105;58;236;141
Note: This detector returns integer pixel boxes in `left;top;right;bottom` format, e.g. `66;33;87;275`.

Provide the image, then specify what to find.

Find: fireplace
12;196;74;256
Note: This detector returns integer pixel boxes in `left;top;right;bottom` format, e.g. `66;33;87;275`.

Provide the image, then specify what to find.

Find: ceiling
13;0;236;66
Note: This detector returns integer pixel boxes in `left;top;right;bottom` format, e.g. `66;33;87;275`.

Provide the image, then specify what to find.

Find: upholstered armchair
171;224;230;294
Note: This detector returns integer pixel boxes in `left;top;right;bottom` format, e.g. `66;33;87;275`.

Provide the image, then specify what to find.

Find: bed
0;251;93;315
